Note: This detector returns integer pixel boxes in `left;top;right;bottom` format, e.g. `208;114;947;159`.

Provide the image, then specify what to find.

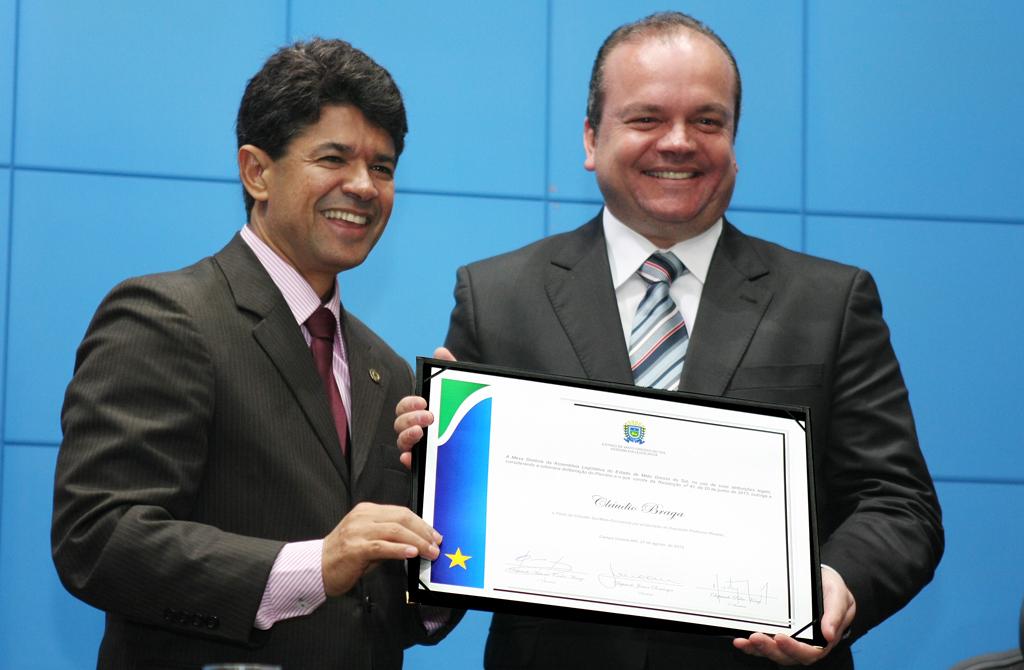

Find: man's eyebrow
617;102;732;119
312;141;396;165
694;102;731;117
618;103;665;117
312;141;354;155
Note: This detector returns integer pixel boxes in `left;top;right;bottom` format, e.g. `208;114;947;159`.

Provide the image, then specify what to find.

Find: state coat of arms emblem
623;421;646;445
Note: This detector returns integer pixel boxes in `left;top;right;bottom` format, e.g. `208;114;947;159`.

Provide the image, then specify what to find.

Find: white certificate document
411;359;822;643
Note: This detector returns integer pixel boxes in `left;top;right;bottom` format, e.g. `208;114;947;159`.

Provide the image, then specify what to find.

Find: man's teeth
323;210;368;225
646;170;697;179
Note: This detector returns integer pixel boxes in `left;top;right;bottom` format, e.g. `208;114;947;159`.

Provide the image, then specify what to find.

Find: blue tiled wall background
1;2;1021;668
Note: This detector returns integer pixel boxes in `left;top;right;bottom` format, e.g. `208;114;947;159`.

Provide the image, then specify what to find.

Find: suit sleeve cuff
254;539;327;630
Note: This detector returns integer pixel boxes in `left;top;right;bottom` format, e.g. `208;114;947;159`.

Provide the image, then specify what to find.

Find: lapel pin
369;368;381;384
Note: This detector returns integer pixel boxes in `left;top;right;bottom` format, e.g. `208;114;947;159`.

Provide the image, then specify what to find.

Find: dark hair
586;11;742;138
235;38;407;216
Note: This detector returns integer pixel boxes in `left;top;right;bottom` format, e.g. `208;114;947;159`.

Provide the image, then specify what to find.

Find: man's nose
656;121;696;153
343;164;379;201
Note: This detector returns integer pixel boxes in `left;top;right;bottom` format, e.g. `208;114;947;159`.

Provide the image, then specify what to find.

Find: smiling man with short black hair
53;38;455;669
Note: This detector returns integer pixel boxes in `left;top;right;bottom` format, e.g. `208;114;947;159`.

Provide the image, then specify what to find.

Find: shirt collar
602;207;722;289
240;224;341;325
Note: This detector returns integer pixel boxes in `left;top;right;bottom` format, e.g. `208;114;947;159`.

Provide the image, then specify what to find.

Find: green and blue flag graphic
431;378;491;588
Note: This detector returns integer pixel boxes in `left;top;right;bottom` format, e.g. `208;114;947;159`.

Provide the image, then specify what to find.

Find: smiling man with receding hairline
396;11;942;669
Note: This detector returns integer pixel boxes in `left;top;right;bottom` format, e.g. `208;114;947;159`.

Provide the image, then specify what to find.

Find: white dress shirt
602;208;722;346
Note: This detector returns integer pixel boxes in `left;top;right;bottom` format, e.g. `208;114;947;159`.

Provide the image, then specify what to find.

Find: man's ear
238;144;272;204
583;117;598;172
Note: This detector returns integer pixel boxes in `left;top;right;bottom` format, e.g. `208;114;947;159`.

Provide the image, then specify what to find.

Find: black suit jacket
445;216;943;669
53;234;451;669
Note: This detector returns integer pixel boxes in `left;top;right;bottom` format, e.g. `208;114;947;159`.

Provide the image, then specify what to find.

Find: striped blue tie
629;252;689;389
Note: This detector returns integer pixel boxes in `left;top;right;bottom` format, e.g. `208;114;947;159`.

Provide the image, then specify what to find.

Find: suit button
177;610;191;625
163;608;175;622
190;613;205;627
363;595;374;613
206;615;220;630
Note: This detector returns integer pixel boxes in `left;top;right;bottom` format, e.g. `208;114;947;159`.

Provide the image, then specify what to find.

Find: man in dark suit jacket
53;39;453;669
396;12;942;669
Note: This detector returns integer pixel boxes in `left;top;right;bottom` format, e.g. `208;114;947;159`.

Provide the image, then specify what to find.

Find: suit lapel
214;234;351;487
680;221;773;396
544;217;634;385
340;313;386;489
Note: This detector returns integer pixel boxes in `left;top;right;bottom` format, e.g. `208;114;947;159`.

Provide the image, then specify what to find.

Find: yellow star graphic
445;547;472;569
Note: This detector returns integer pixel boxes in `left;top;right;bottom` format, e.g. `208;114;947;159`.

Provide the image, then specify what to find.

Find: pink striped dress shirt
240;225;347;629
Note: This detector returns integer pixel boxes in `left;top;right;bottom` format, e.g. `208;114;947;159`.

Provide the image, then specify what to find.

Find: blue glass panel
725;211;802;252
6;171;243;444
850;481;1024;669
16;0;286;177
807;1;1024;220
0;169;8;441
291;2;547;198
0;445;104;667
341;193;545;365
0;0;14;164
548;200;602;237
807;215;1024;480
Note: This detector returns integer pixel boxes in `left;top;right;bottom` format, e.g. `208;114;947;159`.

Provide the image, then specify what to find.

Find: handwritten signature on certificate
704;574;774;608
597;563;686;591
505;551;586;581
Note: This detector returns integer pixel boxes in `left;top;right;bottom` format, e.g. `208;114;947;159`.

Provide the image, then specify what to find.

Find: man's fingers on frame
356;539;424;561
395;395;428;416
394;410;432;434
364;509;437;542
397;426;423;449
433;346;456;361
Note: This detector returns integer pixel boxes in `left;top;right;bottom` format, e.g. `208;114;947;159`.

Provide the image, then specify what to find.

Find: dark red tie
306;307;349;456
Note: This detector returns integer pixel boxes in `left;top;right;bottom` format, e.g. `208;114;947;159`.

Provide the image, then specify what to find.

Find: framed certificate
408;358;824;644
